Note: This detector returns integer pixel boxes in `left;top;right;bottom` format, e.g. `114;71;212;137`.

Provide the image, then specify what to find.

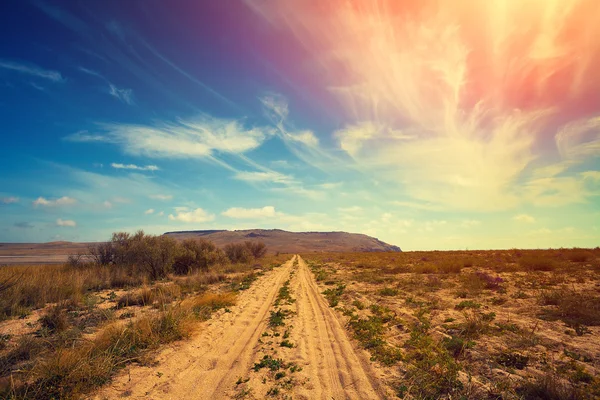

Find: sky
0;0;599;250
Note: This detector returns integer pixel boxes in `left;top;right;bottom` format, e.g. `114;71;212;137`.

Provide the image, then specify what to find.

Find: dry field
302;248;600;399
1;246;598;399
0;233;289;399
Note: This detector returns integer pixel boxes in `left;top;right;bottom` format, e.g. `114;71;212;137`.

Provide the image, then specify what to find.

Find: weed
517;372;584;400
378;287;399;296
402;311;463;398
253;355;285;372
268;309;287;327
352;300;365;310
496;352;529;369
322;284;345;307
442;335;475;357
455;300;481;310
39;306;69;334
274;371;286;380
280;340;294;348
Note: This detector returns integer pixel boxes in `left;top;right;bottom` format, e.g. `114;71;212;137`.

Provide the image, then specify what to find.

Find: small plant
269;309;287;327
274;371;286;380
253;355;285;371
455;300;481;310
378;287;399;296
442;335;475;357
322;284;345;307
280;340;294;348
39;306;69;334
496;351;529;369
352;300;365;310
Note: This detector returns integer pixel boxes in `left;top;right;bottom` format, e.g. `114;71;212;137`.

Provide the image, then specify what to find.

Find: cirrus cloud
65;116;275;159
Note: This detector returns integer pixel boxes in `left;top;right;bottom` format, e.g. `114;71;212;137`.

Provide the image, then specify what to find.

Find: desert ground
0;241;599;399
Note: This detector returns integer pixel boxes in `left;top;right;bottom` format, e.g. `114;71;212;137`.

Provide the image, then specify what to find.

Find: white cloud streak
65;116;274;159
109;84;134;104
0;59;63;82
111;163;159;171
149;194;172;201
222;206;281;219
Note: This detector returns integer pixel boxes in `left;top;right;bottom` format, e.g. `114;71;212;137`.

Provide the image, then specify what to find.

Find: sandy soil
93;255;384;400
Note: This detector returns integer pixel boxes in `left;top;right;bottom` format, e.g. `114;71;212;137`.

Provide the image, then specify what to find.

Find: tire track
93;257;294;400
288;256;385;400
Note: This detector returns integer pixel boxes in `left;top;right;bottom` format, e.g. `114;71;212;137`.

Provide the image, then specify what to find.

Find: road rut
94;255;385;399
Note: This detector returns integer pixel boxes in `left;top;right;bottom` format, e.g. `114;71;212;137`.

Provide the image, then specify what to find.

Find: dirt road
94;256;385;399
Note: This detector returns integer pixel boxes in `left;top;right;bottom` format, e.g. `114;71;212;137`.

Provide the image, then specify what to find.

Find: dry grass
303;248;600;399
0;235;286;399
0;264;146;321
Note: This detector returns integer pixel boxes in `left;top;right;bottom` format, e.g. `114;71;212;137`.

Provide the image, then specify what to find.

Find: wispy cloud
109;84;134;104
251;0;600;212
0;59;63;82
222;206;281;219
233;171;293;184
78;67;134;105
33;196;77;207
33;0;87;33
513;214;536;223
65;116;274;159
56;218;76;227
149;194;172;201
111;163;159;171
168;207;214;223
145;208;155;215
1;196;19;204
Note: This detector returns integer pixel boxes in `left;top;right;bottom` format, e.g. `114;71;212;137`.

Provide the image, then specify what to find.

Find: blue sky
1;0;599;250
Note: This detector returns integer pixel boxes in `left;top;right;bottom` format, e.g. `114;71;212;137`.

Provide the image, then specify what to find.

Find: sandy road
287;256;384;400
94;255;385;399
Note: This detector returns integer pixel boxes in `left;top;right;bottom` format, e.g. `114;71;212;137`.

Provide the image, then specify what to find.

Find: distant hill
0;229;400;264
164;229;401;253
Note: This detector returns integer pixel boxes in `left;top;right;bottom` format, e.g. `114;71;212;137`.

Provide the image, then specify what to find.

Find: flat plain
0;244;598;399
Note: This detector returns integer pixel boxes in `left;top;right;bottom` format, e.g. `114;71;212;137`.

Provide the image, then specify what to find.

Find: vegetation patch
322;284;346;307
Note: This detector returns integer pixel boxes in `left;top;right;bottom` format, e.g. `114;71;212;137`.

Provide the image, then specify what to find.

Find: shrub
566;249;592;263
173;239;227;275
244;241;267;259
539;289;600;327
88;242;116;266
437;260;463;274
224;243;254;264
128;232;179;279
519;255;557;271
517;372;584;400
496;352;529;369
116;287;155;308
39;306;69;334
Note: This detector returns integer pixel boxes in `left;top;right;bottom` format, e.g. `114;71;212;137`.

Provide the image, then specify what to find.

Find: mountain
163;229;401;253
